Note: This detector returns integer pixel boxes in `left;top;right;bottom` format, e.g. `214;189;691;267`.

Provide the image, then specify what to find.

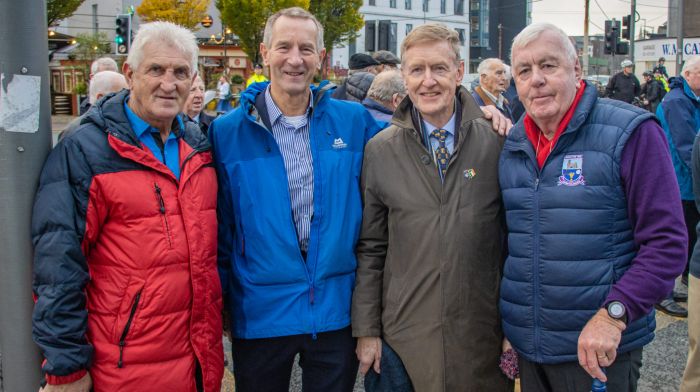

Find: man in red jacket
32;21;223;392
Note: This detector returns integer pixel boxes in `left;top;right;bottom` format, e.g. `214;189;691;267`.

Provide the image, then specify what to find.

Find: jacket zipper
154;183;173;248
117;290;142;368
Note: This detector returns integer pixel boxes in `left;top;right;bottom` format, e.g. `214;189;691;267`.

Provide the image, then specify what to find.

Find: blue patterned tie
431;128;450;181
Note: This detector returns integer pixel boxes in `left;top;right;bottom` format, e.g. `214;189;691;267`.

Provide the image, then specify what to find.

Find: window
349;39;356;56
63;72;74;94
440;0;446;13
406;23;413;35
365;21;376;51
369;0;375;5
390;0;397;8
454;0;464;15
422;0;429;12
470;0;479;11
456;28;466;45
405;0;412;10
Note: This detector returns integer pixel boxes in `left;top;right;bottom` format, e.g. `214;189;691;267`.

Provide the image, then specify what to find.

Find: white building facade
331;0;470;69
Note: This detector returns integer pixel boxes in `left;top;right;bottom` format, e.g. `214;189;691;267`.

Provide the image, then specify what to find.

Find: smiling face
183;76;205;118
123;41;194;130
512;30;581;133
402;40;464;127
260;15;325;99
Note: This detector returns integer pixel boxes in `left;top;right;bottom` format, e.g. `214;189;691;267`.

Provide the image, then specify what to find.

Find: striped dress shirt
265;86;314;253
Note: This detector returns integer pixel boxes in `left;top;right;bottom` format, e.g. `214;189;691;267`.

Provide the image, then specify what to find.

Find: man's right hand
40;372;92;392
356;336;382;375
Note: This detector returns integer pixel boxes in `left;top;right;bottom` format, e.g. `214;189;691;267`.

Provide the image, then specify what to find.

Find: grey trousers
519;348;643;392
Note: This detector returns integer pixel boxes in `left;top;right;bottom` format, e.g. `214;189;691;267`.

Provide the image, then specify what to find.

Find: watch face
609;302;625;318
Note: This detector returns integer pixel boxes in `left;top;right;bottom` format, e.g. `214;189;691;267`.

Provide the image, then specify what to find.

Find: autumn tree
217;0;309;66
309;0;364;76
47;0;86;27
137;0;210;31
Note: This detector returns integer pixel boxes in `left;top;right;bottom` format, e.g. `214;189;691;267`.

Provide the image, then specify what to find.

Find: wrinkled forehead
270;16;319;46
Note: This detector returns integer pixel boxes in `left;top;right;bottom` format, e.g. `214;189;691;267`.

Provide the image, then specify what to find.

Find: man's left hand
577;309;626;382
481;106;513;136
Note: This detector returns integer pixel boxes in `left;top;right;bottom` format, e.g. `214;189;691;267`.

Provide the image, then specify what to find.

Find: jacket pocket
154;182;174;249
112;277;146;368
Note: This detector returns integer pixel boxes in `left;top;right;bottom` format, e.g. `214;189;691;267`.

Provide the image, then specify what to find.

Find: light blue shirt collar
423;112;457;140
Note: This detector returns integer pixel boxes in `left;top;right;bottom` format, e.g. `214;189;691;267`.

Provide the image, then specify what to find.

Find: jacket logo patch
332;137;347;150
463;168;477;179
557;154;586;186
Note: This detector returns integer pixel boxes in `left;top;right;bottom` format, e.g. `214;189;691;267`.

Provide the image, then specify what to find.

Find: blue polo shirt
124;100;182;180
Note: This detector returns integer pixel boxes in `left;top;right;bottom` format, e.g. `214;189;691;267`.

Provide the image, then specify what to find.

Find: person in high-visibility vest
246;63;268;87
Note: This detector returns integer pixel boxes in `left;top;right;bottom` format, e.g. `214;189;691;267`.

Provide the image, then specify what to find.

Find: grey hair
367;70;406;102
126;21;199;73
90;57;118;75
477;58;505;76
89;71;127;104
682;56;700;75
511;23;577;65
263;7;324;51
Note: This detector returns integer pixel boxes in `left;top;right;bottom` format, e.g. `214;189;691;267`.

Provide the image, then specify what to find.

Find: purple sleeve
607;119;688;322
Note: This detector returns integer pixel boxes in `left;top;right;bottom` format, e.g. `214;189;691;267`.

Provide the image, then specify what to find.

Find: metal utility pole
676;0;684;75
498;23;504;60
0;0;51;390
583;0;590;76
630;0;636;62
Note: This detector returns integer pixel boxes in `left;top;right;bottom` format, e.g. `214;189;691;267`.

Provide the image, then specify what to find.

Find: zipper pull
154;183;165;213
535;178;540;190
309;286;315;305
118;341;125;368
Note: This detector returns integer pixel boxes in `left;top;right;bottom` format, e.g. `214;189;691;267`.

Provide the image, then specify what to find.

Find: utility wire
593;0;610;20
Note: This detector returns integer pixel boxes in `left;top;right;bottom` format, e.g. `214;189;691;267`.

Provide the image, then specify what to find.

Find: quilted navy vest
498;84;656;364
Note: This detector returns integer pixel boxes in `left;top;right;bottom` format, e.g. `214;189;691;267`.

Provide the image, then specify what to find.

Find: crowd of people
31;7;700;392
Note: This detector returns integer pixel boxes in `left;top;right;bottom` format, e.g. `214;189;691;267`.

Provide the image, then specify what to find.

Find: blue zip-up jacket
657;77;700;200
499;84;656;364
210;81;382;339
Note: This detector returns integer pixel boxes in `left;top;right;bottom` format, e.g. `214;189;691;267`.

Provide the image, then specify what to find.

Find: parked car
585;74;610;96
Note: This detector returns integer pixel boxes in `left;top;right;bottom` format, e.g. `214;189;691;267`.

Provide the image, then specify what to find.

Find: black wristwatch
606;301;628;324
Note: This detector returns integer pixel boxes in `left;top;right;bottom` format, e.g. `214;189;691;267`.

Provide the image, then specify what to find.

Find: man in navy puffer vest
499;23;687;391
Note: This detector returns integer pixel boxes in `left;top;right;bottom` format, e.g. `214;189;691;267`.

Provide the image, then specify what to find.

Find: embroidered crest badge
557;154;585;186
463;168;477;179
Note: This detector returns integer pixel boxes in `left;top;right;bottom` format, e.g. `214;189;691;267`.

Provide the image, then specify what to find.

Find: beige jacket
352;87;512;391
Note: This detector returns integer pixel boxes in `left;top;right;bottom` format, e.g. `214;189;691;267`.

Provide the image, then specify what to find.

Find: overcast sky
531;0;669;37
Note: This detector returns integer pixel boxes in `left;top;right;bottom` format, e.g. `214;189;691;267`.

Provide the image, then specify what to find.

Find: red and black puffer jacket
31;90;223;391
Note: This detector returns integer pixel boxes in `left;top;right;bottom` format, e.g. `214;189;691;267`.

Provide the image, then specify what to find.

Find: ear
260;42;270;67
122;62;134;89
318;48;327;69
573;57;582;81
456;60;465;85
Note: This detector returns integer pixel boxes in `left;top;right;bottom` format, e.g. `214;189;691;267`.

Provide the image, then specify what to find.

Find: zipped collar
84;89;211;154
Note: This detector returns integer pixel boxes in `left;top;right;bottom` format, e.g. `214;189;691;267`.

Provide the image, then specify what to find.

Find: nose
159;70;178;92
422;69;437;88
530;67;546;87
287;47;303;66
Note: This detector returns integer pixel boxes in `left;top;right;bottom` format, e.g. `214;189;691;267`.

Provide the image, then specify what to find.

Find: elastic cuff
45;369;87;385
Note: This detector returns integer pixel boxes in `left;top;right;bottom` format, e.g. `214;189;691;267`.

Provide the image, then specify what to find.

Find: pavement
51;115;692;392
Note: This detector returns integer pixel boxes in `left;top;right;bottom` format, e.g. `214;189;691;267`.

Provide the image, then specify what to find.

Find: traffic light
604;19;620;55
115;14;131;55
621;15;631;40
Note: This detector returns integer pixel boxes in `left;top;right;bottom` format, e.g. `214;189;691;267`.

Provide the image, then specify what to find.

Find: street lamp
209;25;235;74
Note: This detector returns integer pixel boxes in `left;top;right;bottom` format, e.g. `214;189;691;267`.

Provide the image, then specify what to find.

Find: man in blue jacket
500;23;686;391
209;7;381;391
656;56;700;318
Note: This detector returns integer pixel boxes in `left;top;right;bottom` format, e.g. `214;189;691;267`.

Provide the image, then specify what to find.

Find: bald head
89;71;127;104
